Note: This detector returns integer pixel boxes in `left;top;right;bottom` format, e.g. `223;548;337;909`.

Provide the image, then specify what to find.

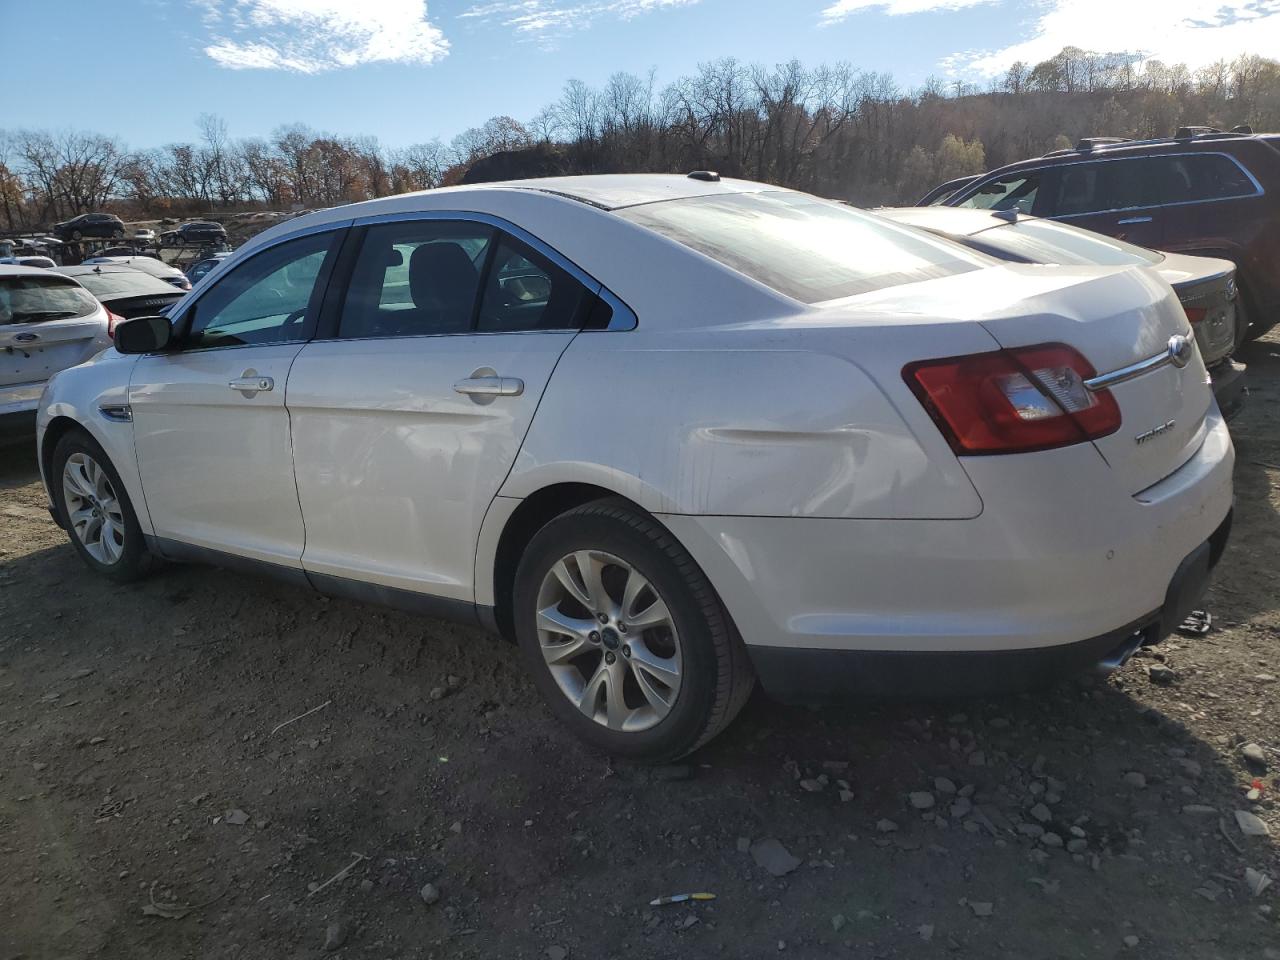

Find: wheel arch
40;415;88;495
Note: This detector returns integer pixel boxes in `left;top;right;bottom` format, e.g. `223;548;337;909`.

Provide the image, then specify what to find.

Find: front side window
956;173;1042;214
182;231;335;349
622;192;990;304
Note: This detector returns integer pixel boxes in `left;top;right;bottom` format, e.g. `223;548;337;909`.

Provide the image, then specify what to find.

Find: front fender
37;352;151;536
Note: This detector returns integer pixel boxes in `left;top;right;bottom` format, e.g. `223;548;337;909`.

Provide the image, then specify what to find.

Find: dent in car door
287;217;594;602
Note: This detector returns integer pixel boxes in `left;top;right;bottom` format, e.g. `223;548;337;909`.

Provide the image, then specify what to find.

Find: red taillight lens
904;343;1121;455
106;310;124;338
1182;305;1206;324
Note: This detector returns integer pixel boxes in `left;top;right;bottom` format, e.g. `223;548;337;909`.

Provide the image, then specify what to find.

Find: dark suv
945;127;1280;340
160;221;228;247
52;212;126;242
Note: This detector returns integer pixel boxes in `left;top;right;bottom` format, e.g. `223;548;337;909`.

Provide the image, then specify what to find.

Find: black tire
51;429;152;582
513;498;754;762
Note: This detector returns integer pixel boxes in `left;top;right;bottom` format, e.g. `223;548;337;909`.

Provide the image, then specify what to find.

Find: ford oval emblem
15;332;39;342
1167;334;1193;369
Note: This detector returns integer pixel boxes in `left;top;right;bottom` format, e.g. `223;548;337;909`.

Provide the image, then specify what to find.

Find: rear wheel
513;498;754;761
52;430;151;582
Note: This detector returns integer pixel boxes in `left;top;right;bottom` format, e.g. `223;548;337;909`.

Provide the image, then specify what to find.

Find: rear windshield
967;219;1164;267
66;270;178;298
0;275;98;324
619;192;990;303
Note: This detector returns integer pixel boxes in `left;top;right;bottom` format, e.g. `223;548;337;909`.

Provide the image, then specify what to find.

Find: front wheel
513;499;754;761
52;430;152;582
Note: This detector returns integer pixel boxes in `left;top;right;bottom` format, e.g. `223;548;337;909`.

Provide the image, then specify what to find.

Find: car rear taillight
904;343;1121;455
1182;305;1206;324
106;310;124;338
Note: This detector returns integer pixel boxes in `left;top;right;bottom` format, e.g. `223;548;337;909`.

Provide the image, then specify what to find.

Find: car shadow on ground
1;517;1274;959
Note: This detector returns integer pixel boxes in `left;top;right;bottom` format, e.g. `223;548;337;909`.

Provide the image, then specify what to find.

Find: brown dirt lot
1;337;1278;960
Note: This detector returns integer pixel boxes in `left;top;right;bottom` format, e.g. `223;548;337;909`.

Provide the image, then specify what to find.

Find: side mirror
113;315;173;354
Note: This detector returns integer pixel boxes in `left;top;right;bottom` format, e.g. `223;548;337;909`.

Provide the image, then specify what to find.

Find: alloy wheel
535;550;682;732
62;452;125;565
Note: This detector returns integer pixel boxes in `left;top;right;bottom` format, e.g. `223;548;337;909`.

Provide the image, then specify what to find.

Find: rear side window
476;235;591;333
622;192;989;303
339;220;495;338
1150;154;1258;204
0;275;98;324
1041;159;1156;216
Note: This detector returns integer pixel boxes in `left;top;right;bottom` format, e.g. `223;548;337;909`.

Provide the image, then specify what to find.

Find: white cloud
960;0;1280;76
198;0;449;73
461;0;698;42
821;0;993;23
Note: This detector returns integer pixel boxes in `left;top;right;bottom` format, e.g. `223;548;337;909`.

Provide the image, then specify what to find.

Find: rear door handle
228;375;274;394
1117;216;1153;225
453;376;524;397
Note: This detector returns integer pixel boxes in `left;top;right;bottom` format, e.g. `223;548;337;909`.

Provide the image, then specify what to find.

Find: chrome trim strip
1085;333;1196;392
350;209;638;331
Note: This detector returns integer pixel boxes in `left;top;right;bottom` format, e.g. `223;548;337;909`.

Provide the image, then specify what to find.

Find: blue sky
2;0;1278;149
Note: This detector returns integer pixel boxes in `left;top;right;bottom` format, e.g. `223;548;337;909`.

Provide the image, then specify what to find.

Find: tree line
2;47;1279;231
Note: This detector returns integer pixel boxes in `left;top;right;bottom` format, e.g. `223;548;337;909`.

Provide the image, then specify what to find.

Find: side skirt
145;536;491;629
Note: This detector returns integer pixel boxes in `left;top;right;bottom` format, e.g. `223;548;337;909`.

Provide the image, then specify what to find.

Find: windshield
971;219;1164;267
0;275;98;323
619;192;990;303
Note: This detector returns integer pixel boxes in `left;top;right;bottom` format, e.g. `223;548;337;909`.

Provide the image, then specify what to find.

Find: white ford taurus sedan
36;174;1234;760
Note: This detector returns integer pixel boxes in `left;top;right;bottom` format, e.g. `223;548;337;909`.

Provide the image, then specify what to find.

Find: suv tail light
904;343;1121;455
1182;305;1206;324
106;310;124;338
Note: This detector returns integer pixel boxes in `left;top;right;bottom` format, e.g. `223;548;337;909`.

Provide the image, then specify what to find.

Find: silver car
0;265;112;444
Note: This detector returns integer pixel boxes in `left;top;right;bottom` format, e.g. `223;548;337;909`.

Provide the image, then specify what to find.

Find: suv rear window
621;192;989;303
0;275;99;324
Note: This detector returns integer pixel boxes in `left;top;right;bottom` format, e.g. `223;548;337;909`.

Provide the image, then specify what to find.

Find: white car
35;175;1234;759
2;264;113;444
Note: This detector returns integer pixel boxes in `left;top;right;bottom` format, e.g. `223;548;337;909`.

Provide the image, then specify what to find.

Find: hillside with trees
2;47;1279;230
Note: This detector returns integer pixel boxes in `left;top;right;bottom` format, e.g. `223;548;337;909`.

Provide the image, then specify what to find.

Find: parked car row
33;172;1237;759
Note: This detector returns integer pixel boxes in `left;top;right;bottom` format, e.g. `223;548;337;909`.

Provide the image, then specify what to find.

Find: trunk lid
973;264;1211;495
1;272;111;389
1;311;111;388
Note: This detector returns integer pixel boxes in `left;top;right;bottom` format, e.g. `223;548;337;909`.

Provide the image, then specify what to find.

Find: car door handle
228;375;274;393
453;376;524;397
1117;216;1153;225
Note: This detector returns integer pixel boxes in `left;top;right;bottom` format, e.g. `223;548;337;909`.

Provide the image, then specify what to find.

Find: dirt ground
2;339;1278;960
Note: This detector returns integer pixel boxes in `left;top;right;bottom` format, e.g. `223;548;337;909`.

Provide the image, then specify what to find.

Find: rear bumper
745;512;1230;702
664;408;1234;700
1209;358;1246;420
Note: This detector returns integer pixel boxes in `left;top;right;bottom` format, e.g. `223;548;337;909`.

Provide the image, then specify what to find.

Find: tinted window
183;232;334;349
339;221;494;338
1044;159;1156;216
476;235;591;332
622;192;989;303
1150;154;1257;204
956;173;1042;214
0;275;98;323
